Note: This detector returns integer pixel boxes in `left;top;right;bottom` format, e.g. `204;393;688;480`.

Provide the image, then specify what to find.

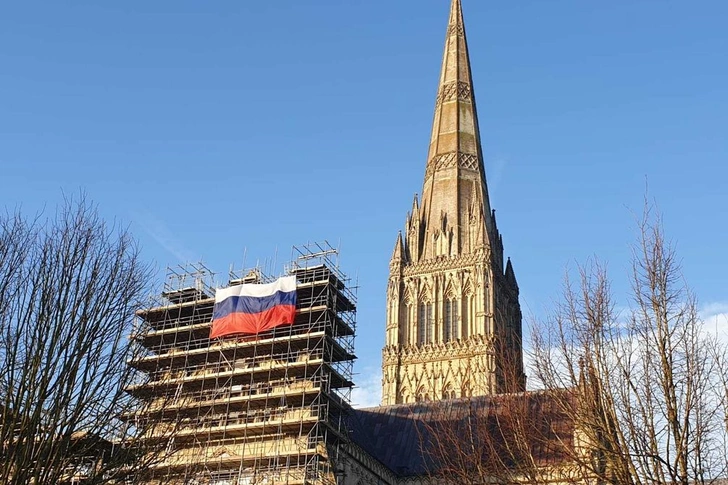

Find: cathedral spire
382;1;524;406
505;258;519;290
419;0;493;260
391;231;405;263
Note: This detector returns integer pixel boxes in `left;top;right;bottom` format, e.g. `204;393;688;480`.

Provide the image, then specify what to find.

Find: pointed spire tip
449;0;463;24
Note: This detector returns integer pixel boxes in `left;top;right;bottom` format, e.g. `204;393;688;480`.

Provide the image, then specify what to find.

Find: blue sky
2;0;727;406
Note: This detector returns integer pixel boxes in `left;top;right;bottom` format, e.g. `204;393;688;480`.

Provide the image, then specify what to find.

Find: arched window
402;303;411;346
404;289;415;346
416;387;426;403
418;301;433;344
400;388;409;404
461;294;471;340
442;383;456;399
461;381;471;398
444;297;459;343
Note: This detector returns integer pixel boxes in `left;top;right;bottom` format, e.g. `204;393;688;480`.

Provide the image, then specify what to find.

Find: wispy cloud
524;302;728;391
700;301;728;344
132;209;198;264
351;366;382;408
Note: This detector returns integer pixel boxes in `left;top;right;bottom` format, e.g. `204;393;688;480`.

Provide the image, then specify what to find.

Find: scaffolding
124;243;357;485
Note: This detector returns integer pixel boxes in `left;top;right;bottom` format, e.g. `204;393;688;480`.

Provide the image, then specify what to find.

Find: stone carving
436;81;472;105
424;152;481;180
447;23;464;37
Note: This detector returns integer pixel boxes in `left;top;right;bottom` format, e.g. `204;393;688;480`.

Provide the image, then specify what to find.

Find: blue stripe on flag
213;290;297;320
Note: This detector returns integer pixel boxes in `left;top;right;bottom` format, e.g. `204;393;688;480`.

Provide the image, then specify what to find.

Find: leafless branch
0;196;175;484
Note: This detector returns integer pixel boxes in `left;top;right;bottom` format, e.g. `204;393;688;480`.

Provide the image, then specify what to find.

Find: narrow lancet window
444;298;459;342
418;302;426;344
402;303;411;346
418;301;434;344
462;295;470;339
427;303;433;343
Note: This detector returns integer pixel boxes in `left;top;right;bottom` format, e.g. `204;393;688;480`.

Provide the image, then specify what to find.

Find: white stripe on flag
214;275;297;302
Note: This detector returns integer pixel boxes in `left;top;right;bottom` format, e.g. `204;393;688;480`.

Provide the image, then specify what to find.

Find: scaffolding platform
125;243;356;485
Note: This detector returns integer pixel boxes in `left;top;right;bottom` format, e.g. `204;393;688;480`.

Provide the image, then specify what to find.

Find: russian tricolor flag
210;276;297;339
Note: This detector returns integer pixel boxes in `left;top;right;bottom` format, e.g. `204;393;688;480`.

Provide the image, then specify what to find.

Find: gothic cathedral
381;0;525;406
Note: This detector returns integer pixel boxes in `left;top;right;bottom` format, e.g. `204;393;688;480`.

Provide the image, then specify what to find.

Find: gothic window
416;387;426;403
444;300;451;342
418;301;433;345
401;303;411;346
444;297;459;343
403;290;414;345
387;300;397;346
442;383;456;399
462;294;471;339
418;303;425;344
461;381;471;398
427;303;433;342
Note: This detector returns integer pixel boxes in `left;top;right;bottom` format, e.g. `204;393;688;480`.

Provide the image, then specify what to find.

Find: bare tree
0;197;174;484
530;203;728;485
420;202;728;484
419;388;575;485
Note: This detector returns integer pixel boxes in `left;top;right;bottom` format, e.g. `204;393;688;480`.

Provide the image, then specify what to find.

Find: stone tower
381;0;525;406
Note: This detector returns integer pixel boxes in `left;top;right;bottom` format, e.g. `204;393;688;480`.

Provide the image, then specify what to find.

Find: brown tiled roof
348;391;575;478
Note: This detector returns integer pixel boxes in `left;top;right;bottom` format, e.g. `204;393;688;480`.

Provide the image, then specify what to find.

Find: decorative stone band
401;250;488;276
447;23;465;37
435;81;472;106
382;336;497;365
424;151;479;180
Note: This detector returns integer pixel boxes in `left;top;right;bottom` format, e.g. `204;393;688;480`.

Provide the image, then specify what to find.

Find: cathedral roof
349;391;575;478
349;402;431;476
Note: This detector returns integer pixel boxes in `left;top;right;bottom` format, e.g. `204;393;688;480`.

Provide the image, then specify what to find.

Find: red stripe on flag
210;304;296;339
